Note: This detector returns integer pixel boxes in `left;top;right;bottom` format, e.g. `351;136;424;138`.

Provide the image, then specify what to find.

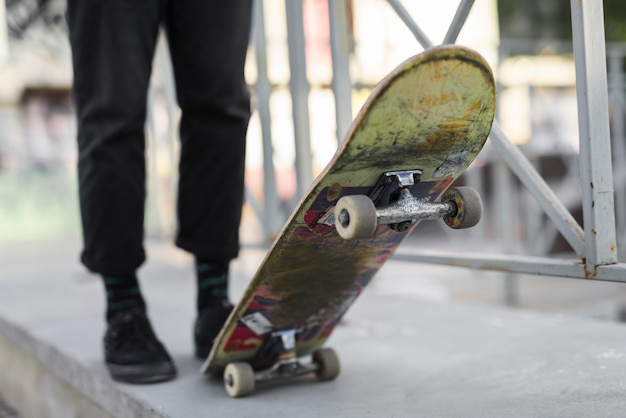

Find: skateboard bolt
397;221;411;232
338;209;350;228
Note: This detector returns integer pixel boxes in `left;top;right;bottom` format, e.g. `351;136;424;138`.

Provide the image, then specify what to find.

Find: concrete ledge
0;316;166;418
3;240;626;417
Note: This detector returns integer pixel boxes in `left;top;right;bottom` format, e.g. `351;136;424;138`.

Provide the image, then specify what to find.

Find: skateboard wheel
224;362;255;398
313;348;341;381
334;195;377;240
442;186;483;229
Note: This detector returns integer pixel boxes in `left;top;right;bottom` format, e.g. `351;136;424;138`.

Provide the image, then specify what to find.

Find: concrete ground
2;237;626;417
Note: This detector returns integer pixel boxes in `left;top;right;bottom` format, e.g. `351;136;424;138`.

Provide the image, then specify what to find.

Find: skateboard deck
202;45;496;395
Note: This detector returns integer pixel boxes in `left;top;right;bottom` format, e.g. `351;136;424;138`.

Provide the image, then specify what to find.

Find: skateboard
202;45;496;397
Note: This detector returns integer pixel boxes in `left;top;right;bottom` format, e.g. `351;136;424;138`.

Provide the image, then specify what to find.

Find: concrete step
0;315;165;418
2;239;626;417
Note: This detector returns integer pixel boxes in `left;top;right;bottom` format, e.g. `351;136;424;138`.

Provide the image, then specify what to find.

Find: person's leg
67;0;176;382
164;0;253;358
69;0;159;276
165;0;252;261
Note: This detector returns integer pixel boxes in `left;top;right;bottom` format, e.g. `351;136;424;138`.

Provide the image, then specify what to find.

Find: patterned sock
102;273;146;322
195;258;229;316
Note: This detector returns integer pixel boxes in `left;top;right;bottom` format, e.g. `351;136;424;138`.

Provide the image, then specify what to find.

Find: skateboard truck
335;169;483;240
255;330;317;383
222;329;341;397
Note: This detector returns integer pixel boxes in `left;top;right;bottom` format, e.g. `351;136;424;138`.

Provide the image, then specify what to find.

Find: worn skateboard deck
203;45;496;375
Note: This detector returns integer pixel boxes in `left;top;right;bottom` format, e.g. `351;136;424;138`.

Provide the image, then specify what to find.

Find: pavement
2;236;626;417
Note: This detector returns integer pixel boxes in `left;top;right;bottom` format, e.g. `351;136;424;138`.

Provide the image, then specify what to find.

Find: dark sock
195;258;229;315
102;273;146;322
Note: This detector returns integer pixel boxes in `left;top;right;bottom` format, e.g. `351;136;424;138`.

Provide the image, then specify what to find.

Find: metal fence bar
489;123;586;256
570;0;618;269
0;0;7;62
393;250;626;282
285;0;314;200
608;48;626;243
443;0;476;45
251;0;285;237
328;0;353;143
386;0;433;49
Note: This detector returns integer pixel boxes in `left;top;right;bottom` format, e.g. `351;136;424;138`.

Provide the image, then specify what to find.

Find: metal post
285;0;314;200
494;159;519;305
571;0;617;269
0;0;7;62
252;0;285;237
608;48;626;244
328;0;353;143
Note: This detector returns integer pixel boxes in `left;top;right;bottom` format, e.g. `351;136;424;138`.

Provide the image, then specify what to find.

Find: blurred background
2;0;626;319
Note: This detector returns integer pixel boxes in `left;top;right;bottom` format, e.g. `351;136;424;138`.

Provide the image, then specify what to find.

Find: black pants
67;0;253;275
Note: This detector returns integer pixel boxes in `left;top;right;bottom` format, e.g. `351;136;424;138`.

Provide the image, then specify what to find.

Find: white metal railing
141;0;626;289
383;0;625;282
246;0;626;285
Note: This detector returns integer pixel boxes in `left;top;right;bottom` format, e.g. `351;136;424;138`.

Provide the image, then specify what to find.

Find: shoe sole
107;362;177;384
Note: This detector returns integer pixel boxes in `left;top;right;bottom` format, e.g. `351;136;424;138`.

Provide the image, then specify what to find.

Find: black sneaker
194;300;234;360
104;308;177;383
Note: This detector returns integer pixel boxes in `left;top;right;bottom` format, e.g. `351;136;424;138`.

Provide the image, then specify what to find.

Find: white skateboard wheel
442;186;483;229
313;347;341;381
224;362;255;398
334;195;378;240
